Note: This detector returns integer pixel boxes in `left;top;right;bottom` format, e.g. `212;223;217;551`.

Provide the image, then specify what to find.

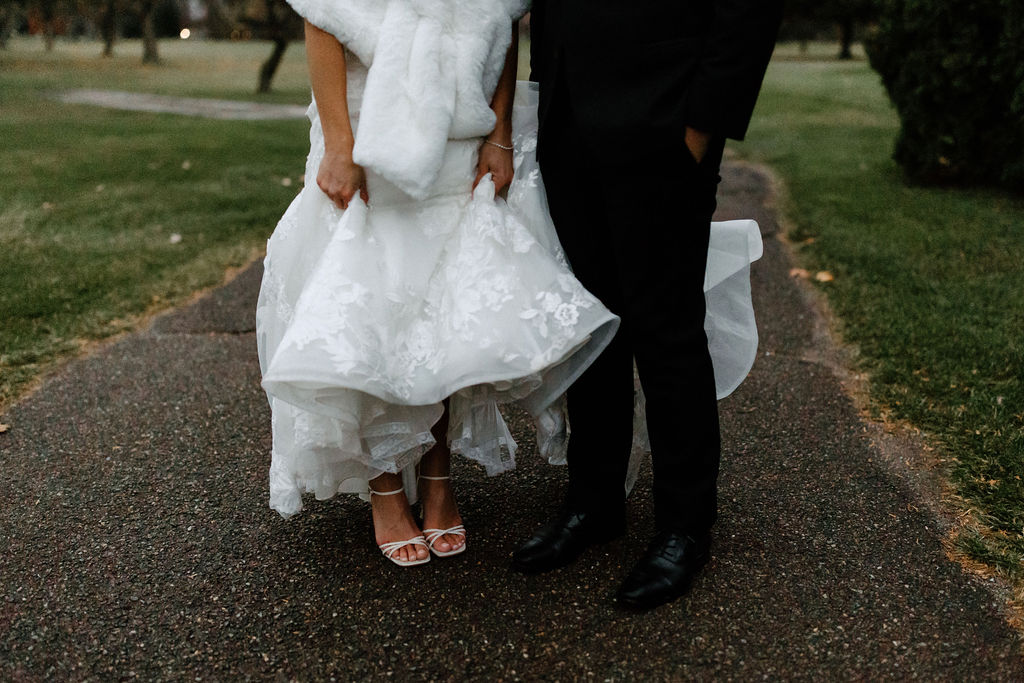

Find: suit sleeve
683;0;784;140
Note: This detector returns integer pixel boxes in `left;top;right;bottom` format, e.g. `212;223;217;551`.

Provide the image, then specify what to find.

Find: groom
512;1;783;608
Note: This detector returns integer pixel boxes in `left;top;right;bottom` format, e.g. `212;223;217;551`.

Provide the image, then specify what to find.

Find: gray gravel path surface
2;164;1021;680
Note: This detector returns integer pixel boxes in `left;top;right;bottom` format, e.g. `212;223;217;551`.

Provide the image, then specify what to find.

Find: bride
256;0;761;567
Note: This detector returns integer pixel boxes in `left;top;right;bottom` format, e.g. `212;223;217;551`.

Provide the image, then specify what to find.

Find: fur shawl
286;0;530;198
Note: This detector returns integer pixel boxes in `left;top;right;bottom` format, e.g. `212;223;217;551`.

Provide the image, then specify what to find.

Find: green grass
741;44;1024;579
0;37;312;406
1;35;312;103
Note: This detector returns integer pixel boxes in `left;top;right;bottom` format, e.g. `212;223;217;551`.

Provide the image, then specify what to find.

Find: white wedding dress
256;75;763;518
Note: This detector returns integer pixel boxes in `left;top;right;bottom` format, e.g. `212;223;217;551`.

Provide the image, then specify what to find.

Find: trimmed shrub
866;0;1024;190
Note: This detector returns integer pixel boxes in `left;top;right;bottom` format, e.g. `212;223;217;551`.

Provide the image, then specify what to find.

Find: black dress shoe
511;508;625;574
615;530;710;609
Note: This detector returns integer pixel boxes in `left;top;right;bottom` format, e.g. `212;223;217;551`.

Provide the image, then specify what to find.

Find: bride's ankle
369;475;414;521
418;445;452;479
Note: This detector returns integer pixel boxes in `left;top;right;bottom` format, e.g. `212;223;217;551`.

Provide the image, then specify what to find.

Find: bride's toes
445;532;464;551
398;542;427;564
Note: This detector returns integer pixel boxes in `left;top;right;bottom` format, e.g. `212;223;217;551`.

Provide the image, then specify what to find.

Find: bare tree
134;0;158;63
0;1;19;49
201;0;234;38
251;0;300;93
97;0;115;55
205;0;300;93
73;0;117;55
37;0;58;50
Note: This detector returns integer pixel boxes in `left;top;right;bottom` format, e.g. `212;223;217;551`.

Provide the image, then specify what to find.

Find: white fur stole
285;0;530;198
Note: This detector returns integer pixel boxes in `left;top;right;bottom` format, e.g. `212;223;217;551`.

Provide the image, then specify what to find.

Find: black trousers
538;82;725;536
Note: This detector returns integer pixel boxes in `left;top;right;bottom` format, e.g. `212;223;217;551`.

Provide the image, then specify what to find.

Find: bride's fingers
472;165;490;190
336;185;363;210
491;172;512;194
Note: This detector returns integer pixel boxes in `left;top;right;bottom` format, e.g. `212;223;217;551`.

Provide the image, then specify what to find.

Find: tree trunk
203;0;235;39
258;36;288;93
140;0;159;64
100;0;117;57
0;6;10;50
41;0;56;51
837;18;854;60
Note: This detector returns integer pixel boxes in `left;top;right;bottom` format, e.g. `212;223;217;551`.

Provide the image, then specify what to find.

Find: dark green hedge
866;0;1024;190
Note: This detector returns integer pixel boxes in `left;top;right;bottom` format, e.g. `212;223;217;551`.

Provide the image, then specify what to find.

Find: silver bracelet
484;139;514;151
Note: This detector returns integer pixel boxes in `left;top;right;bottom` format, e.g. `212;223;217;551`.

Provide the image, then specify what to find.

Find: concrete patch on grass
54;89;308;120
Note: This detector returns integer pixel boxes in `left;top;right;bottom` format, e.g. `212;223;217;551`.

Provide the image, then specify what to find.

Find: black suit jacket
530;0;783;141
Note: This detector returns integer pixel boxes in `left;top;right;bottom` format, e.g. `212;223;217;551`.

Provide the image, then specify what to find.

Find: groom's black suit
531;0;782;536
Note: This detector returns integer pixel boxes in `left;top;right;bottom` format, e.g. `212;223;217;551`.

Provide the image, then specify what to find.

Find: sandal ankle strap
418;475;450;481
369;487;405;496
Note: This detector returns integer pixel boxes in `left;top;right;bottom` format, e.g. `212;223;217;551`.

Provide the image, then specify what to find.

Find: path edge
0;248;265;417
742;158;1024;643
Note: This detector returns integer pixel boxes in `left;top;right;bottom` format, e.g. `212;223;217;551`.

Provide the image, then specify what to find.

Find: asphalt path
1;163;1021;680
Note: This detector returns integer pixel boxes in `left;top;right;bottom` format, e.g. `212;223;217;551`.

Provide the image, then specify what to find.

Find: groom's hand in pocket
685;126;712;165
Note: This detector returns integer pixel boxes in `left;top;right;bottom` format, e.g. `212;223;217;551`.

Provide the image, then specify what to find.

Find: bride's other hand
474;141;514;193
317;149;368;210
474;20;518;195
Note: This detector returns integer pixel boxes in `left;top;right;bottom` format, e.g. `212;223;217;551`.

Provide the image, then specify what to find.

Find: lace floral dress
256;77;763;518
257;69;624;517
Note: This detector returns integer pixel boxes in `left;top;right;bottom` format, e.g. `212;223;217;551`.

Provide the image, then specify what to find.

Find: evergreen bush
866;0;1024;190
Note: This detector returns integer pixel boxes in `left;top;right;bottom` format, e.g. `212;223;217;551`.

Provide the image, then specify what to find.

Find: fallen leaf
41;202;55;211
169;233;183;244
815;271;835;282
0;423;8;434
280;177;292;187
181;160;192;170
788;268;810;279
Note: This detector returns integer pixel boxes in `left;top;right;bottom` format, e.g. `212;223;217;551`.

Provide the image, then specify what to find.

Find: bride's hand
317;148;369;210
473;139;514;194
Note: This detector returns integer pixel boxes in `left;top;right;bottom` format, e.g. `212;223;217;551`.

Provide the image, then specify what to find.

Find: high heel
370;487;430;567
418;475;467;558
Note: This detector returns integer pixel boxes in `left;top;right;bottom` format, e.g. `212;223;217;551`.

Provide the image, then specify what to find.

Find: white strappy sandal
419;474;468;558
370;487;431;567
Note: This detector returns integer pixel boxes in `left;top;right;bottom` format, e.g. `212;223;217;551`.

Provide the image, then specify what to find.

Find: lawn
0;35;312;102
0;37;311;407
742;44;1024;581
